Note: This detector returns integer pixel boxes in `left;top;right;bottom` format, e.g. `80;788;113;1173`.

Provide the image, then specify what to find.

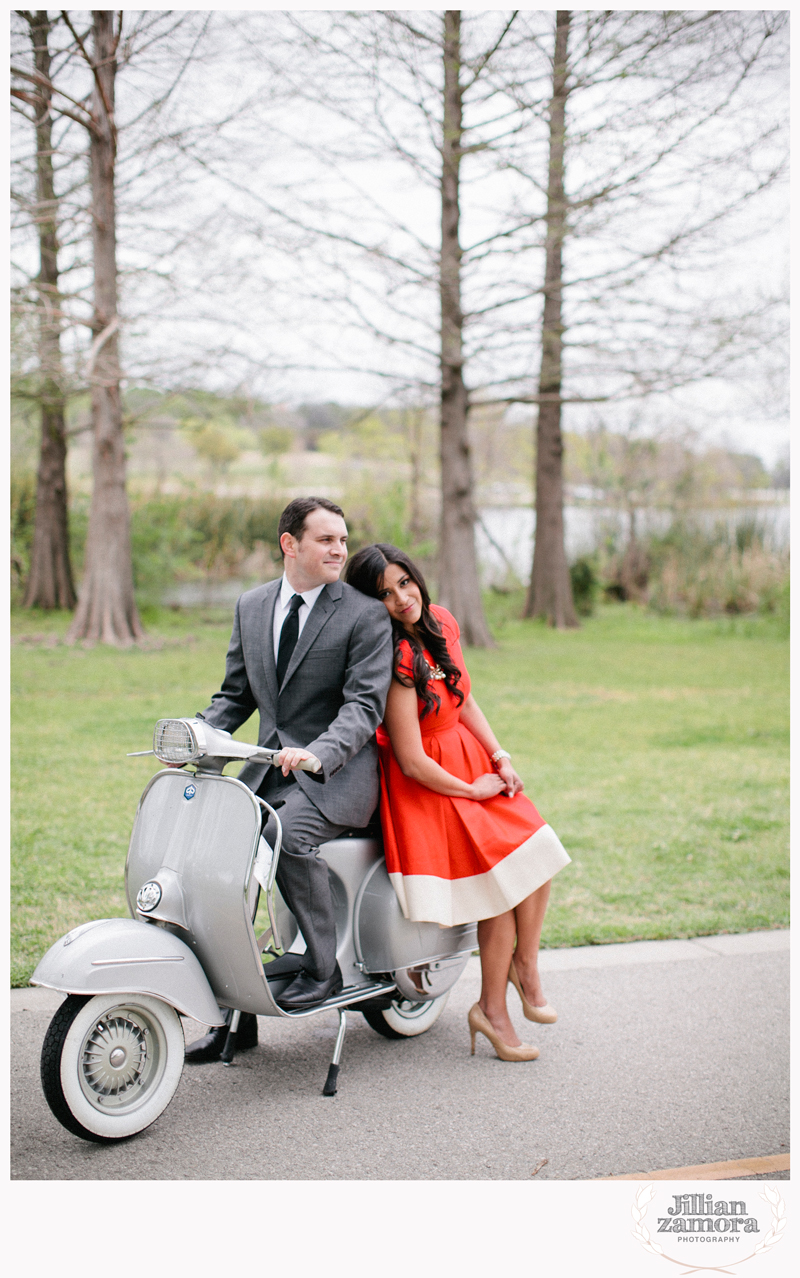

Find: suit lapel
260;579;282;703
280;583;338;692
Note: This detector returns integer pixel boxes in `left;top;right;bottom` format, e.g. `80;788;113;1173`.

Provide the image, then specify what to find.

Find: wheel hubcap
393;999;434;1020
78;1007;162;1113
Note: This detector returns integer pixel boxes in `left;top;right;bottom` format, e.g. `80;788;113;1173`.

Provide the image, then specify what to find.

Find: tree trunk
67;11;143;645
437;10;495;647
406;405;424;544
23;11;77;611
524;11;578;628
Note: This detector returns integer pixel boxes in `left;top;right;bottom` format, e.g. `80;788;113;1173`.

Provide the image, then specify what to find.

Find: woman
345;543;570;1062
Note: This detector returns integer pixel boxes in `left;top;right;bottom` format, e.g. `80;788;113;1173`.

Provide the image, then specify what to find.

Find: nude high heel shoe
468;1004;539;1062
508;958;558;1023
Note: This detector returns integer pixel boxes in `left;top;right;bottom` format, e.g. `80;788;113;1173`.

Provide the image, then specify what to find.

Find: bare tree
437;11;494;644
501;10;788;626
12;11;142;642
12;11;77;610
10;10;781;644
196;11;784;636
207;10;541;644
12;9;216;641
525;11;576;626
62;11;142;644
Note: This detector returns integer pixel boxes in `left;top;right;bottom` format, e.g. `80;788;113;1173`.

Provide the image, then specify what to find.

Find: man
185;496;393;1062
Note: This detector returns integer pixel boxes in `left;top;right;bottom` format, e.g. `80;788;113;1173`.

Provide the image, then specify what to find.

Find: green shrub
67;493;89;582
257;425;293;456
21;489;286;606
570;554;599;616
343;477;436;559
129;497;207;604
10;471;36;596
129;492;285;588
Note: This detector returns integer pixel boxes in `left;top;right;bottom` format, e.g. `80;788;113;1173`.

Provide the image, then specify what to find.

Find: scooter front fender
30;918;225;1026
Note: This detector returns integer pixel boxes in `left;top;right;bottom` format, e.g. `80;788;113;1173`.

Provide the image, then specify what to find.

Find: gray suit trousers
258;772;348;980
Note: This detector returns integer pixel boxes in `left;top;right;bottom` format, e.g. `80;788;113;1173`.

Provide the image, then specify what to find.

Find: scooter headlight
153;718;200;764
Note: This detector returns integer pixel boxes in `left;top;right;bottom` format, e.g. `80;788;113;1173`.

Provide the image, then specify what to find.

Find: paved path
10;930;789;1181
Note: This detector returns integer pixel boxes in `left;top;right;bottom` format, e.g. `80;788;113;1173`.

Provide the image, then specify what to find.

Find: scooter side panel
356;858;478;973
316;836;383;985
126;771;276;1015
30;918;225;1025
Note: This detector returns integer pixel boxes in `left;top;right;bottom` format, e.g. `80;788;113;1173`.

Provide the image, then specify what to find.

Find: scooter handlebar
255;751;322;774
128;720;323;773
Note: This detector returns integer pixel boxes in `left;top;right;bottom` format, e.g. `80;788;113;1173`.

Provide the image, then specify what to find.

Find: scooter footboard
30;918;225;1026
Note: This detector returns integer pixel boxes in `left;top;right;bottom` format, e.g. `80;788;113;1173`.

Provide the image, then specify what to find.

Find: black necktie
276;593;304;687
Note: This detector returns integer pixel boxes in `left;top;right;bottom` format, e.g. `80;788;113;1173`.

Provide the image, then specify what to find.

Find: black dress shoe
277;963;343;1011
185;1011;258;1063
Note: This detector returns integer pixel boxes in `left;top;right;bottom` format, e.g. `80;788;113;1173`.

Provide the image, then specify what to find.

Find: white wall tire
362;992;450;1039
42;993;184;1142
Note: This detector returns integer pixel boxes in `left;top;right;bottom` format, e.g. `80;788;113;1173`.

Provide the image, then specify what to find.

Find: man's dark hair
278;496;345;555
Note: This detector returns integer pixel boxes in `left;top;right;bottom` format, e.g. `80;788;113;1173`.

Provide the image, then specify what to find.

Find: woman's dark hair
345;543;463;718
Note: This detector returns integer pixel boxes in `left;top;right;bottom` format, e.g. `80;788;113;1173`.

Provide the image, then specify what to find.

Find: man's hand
274;747;322;777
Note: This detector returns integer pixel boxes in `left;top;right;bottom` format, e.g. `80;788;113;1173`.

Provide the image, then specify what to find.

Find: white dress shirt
272;575;326;662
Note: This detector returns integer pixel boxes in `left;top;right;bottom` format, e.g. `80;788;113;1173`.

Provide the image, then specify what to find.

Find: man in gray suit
185;496;392;1061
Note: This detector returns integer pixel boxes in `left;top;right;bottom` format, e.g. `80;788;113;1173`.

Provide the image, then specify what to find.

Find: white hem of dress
388;823;571;926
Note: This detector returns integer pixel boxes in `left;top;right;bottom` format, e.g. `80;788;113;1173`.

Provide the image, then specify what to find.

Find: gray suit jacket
198;578;393;826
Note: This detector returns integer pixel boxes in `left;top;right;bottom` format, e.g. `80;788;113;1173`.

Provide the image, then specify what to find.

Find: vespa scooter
32;717;477;1142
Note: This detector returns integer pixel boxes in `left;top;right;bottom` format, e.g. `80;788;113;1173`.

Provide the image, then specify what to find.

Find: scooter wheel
40;992;185;1143
361;992;450;1039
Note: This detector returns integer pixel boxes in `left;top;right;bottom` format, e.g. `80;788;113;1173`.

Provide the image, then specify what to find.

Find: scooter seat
337;822;380;839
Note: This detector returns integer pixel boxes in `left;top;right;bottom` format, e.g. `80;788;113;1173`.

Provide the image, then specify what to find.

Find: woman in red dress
345;544;570;1062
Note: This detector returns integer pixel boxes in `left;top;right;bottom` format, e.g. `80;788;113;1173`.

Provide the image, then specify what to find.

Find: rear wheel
41;993;185;1143
362;992;450;1039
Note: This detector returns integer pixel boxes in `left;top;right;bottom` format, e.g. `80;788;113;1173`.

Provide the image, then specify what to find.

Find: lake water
476;503;789;587
161;501;789;605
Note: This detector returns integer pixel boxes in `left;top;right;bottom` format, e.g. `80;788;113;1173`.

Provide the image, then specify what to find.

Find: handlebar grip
260;751;322;774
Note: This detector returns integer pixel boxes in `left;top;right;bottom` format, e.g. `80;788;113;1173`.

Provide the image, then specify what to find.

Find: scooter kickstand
221;1009;241;1066
322;1010;347;1096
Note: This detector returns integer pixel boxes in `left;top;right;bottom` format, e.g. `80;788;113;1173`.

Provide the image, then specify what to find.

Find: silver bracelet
491;749;511;765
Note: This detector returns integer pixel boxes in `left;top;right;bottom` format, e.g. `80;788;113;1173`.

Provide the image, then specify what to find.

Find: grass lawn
11;599;788;986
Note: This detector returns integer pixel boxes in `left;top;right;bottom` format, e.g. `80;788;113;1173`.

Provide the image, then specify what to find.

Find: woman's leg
512;880;552;1007
478;910;522;1046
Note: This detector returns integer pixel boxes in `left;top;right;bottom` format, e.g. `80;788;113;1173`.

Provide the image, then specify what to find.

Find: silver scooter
32;718;477;1142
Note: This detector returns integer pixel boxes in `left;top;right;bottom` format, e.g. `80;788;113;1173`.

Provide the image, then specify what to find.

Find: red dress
377;606;570;926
